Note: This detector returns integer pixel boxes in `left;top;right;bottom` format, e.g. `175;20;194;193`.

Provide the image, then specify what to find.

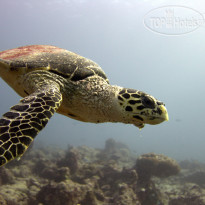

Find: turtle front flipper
0;86;62;167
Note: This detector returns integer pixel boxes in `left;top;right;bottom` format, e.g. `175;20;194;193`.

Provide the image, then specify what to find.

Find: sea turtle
0;45;168;167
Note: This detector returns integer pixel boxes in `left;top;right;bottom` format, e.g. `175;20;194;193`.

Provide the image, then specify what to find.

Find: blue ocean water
1;0;204;162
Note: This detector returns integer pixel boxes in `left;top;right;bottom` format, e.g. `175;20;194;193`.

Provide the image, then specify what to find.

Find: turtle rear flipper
0;85;62;166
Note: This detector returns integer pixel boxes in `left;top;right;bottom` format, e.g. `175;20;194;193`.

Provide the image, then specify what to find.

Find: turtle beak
146;104;169;125
159;105;169;121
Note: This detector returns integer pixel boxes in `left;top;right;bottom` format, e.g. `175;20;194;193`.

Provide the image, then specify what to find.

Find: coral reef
136;153;180;184
0;138;205;204
134;153;180;205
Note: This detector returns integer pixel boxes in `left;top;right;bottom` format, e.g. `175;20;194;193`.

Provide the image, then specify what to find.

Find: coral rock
136;153;180;183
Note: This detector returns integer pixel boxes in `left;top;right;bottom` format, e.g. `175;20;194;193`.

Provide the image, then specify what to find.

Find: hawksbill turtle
0;45;168;166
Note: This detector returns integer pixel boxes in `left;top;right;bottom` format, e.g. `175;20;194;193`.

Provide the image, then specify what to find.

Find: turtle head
117;88;169;129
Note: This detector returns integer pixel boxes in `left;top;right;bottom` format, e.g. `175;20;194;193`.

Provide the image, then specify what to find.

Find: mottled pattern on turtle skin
0;86;62;166
0;45;169;167
117;88;167;128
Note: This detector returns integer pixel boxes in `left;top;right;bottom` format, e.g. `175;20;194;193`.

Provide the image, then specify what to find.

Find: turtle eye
141;96;155;109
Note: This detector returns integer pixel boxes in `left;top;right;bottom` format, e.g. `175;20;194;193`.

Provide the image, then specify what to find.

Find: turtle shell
0;45;108;82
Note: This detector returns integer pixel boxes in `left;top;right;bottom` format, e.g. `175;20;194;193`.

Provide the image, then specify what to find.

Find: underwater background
1;0;205;161
1;0;205;204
